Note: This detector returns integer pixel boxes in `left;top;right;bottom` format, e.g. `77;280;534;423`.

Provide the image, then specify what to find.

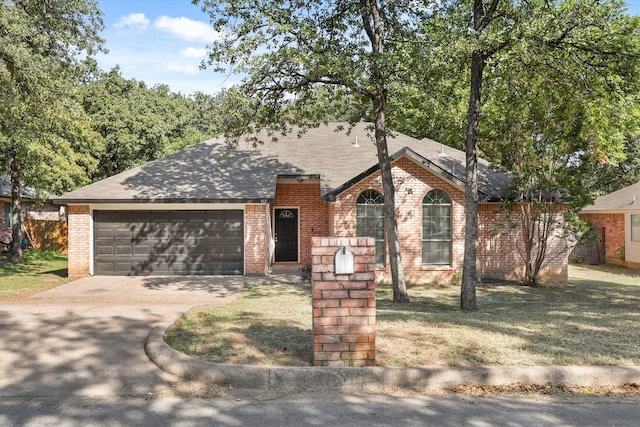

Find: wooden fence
570;226;605;265
24;218;67;253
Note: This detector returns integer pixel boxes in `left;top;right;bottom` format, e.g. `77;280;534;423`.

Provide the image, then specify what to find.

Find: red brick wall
477;204;569;281
312;237;376;367
244;204;267;274
324;156;568;283
67;205;91;276
329;156;465;284
0;201;10;244
274;180;329;265
582;213;625;263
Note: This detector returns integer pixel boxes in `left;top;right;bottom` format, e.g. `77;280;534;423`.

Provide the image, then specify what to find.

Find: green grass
166;264;640;367
166;281;314;366
376;264;640;366
0;251;74;301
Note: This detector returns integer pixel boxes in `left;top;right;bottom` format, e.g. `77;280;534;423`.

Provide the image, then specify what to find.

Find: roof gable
323;147;470;201
582;182;640;212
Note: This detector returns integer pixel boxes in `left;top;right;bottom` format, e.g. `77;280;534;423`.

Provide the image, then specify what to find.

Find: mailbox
335;247;354;274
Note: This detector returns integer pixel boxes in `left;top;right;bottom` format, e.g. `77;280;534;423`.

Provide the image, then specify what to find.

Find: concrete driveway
0;274;257;398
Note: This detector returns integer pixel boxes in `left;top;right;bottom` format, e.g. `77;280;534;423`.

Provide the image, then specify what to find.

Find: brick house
54;123;569;282
581;182;640;270
1;175;67;252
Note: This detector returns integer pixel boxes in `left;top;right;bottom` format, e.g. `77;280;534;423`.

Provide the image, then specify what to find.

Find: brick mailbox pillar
311;237;376;367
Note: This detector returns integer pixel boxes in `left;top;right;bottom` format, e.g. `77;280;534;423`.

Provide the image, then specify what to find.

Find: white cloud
114;13;150;30
165;62;200;75
181;47;206;58
154;16;222;43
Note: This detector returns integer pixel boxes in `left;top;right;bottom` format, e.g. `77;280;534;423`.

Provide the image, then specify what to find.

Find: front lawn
166;264;640;367
0;251;74;301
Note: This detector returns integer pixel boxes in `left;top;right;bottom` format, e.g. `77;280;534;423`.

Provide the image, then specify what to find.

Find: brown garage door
93;210;243;275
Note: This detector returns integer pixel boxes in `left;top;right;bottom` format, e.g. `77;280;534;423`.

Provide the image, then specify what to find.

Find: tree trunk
372;87;409;303
461;39;486;311
360;0;408;302
10;153;24;264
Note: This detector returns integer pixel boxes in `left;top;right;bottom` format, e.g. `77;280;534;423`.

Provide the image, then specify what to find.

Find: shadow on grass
241;280;311;300
167;264;639;367
37;268;67;278
241;322;313;366
0;251;67;274
376;266;640;365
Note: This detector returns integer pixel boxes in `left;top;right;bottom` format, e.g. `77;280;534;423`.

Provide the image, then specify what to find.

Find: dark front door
275;208;298;262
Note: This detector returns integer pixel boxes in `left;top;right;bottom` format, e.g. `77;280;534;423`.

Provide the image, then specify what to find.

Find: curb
145;326;640;393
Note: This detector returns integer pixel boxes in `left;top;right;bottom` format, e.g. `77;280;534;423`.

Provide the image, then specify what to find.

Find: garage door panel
131;211;149;221
94;210;244;276
94;260;113;273
168;211;188;223
95;229;114;240
115;245;132;256
115;229;132;239
95;246;114;256
133;245;151;256
189;211;210;222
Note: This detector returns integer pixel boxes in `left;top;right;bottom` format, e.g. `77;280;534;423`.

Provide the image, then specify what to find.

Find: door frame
273;206;299;262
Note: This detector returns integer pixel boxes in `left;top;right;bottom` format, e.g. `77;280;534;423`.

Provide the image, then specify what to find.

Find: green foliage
413;0;640;287
80;68;230;180
194;0;428;139
195;0;432;301
0;0;105;193
581;132;640;196
0;0;105;261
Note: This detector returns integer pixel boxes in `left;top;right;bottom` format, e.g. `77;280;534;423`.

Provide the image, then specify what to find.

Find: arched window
356;190;385;266
422;190;451;265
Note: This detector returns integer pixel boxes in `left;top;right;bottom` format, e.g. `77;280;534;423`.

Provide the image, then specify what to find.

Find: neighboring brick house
1;174;67;253
582;182;640;270
54;123;569;282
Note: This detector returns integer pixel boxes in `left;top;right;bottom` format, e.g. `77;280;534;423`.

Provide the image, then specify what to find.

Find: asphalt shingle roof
54;123;512;204
582;182;640;212
0;174;37;199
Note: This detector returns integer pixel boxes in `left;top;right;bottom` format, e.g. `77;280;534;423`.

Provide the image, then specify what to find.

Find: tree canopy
194;0;443;301
79;68;223;180
0;0;105;261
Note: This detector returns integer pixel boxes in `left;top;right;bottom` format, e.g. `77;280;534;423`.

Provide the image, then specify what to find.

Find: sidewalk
145;325;640;393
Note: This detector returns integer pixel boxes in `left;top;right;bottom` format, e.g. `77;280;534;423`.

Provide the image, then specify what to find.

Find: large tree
194;0;431;302
422;0;639;302
0;0;104;262
478;0;639;285
429;0;515;310
580;132;640;197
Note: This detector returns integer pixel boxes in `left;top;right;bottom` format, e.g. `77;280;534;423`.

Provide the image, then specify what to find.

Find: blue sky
95;0;640;96
95;0;236;95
